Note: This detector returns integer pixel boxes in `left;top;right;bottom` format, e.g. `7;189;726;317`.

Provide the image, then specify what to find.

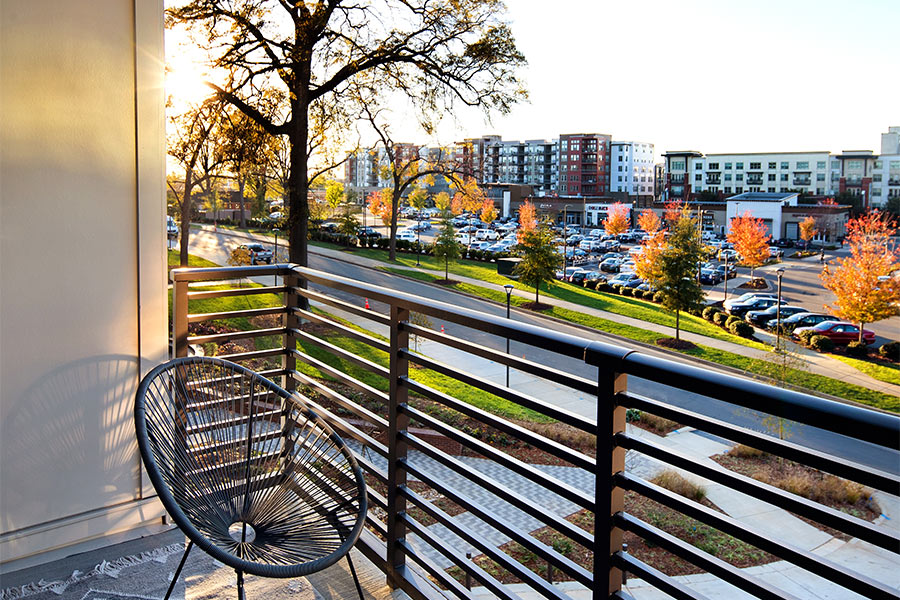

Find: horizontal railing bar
403;322;597;396
291;392;388;460
402;436;595;582
288;351;389;405
187;306;286;324
292;328;391;380
613;551;708;600
593;345;900;449
403;350;595;434
400;502;524;600
289;370;389;436
186;447;281;479
618;432;899;551
617;472;897;599
186;285;288;300
213;347;287;363
293;286;391;327
396;535;482;600
622;392;900;494
187;430;282;458
295;266;598;360
172;264;292;282
616;512;798;600
188;327;286;345
184;408;281;436
357;454;388;489
404;378;595;472
400;483;579;598
404;405;595;513
296;308;391;354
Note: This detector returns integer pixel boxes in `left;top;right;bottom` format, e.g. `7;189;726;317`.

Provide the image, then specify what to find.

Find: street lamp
562;205;569;275
775;267;786;351
723;251;730;301
503;283;515;387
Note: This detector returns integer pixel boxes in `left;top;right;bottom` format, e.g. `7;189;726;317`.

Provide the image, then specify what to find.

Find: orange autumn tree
799;216;817;248
637;209;662;235
452;177;487;215
480;198;498;224
664;198;684;227
820;210;900;342
603;202;630;236
367;188;393;226
728;211;769;278
518;200;538;234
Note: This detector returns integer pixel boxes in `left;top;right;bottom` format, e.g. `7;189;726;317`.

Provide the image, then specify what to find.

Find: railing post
283;268;299;392
173;276;189;358
386;304;409;589
585;342;629;599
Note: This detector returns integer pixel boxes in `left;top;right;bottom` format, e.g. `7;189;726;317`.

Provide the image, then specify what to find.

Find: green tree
433;215;461;281
168;0;526;271
515;227;561;305
205;190;224;231
219;105;271;228
325;180;345;216
337;210;358;237
647;211;705;340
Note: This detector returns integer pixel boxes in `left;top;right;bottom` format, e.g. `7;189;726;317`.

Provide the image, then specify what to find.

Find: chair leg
236;569;245;600
346;552;365;600
164;540;193;600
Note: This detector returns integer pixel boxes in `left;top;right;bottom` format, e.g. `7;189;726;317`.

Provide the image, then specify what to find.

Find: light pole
562;205;568;275
416;211;422;266
723;252;730;301
504;283;514;387
775;267;785;351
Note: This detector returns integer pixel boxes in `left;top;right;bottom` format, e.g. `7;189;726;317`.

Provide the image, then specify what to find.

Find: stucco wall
0;0;167;565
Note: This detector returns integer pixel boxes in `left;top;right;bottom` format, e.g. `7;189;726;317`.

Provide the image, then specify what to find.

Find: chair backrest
135;357;367;578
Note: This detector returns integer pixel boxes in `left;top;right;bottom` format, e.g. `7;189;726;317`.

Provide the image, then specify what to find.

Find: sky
166;0;900;162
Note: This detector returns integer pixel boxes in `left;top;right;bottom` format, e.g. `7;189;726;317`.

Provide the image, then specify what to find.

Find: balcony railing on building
171;264;899;600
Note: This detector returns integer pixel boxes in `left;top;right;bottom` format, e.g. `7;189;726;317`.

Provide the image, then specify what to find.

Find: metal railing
171;264;900;600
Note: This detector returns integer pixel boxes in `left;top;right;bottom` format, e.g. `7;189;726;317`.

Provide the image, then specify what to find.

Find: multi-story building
557;133;611;197
497;140;526;185
459;135;501;181
344;149;379;191
610;141;655;206
523;139;558;196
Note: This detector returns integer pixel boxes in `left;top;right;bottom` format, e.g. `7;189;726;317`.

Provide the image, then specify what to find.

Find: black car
357;226;382;239
571;270;603;286
714;263;737;279
699;268;723;285
728;296;786;317
767;312;835;333
775;238;795;248
600;258;622;273
745;305;807;327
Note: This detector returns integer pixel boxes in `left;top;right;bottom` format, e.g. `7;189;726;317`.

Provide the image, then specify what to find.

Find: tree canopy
515;226;561;305
167;0;527;268
728;211;769;277
603;202;630;236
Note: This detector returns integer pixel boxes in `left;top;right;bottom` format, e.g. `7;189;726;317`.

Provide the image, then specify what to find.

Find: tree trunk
288;106;309;268
859;322;865;343
535;282;540;305
238;174;246;228
179;170;194;267
445;256;448;281
389;188;401;261
675;310;680;341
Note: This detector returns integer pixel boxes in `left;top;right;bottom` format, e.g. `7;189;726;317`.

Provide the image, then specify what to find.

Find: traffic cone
364;298;370;309
440;325;445;334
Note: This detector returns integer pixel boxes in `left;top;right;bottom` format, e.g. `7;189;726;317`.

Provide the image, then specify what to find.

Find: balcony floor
1;527;409;600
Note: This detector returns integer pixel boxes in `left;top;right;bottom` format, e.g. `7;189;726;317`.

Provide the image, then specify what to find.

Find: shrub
611;284;623;295
797;329;819;346
845;341;869;358
595;282;610;293
728;320;754;338
652;291;665;303
724;315;741;329
713;312;729;326
623;287;636;297
878;341;900;361
809;335;835;352
625;408;642;423
642;289;656;300
727;444;766;458
650;470;706;502
702;306;722;321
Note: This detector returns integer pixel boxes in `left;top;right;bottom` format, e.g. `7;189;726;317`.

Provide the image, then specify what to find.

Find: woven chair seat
135;357;367;580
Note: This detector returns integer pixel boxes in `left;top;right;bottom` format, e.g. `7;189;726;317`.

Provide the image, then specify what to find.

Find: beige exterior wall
0;0;168;566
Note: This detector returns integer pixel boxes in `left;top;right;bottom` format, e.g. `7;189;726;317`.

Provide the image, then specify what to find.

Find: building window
781;161;789;169
736;162;744;169
750;162;761;169
725;162;732;169
891;161;900;169
725;173;732;181
736;187;743;193
671;160;685;170
780;173;788;182
874;174;882;182
796;161;809;169
874;160;883;169
618;175;622;181
873;188;882;196
768;162;776;169
708;162;719;170
768;173;776;181
724;187;731;194
768;187;776;193
848;160;863;169
695;173;702;181
817;173;825;181
696;163;703;170
618;165;622;171
816;161;826;169
736;174;743;181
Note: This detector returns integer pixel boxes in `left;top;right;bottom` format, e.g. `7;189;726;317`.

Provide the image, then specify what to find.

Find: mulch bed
656;337;697;350
736;278;768;290
520;301;553;311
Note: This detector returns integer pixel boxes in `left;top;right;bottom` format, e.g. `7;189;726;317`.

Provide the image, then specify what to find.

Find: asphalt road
186;227;898;475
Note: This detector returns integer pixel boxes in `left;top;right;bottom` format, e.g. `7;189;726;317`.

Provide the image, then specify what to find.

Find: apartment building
558;133;611;197
523;139;558;195
610;141;655;206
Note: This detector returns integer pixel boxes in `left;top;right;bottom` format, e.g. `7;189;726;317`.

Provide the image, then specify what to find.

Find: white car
468;241;492;251
455;232;472;245
396;230;417;242
475;228;499;241
579;239;603;252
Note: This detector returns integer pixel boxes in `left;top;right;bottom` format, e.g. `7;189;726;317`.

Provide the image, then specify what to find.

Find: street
185;226;899;474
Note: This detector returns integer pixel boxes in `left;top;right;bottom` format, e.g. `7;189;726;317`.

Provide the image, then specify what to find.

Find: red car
792;321;876;345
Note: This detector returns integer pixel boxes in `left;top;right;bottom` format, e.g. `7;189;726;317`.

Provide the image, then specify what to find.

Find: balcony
793;178;812;186
160;264;900;599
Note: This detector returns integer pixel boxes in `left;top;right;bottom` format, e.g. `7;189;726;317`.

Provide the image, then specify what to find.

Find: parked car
497;222;518;232
775;238;795;248
569;270;597;285
608;272;641;287
475;228;499;241
745;305;807;327
727;296;786;317
166;215;179;238
768;246;785;259
357;226;382;240
714;263;737;279
792;321;876;345
236;243;273;264
454;232;472;245
556;266;586;281
396;230;417;242
698;268;723;285
467;241;492;251
580;238;604;252
600;258;622;273
767;312;835;333
583;271;607;286
723;293;777;311
407;220;432;231
718;248;739;261
599;239;621;252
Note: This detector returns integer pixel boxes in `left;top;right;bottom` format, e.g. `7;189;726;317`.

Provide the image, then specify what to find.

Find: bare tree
167;0;526;269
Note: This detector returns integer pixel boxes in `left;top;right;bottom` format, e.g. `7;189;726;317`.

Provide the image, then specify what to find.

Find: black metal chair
135;357;367;599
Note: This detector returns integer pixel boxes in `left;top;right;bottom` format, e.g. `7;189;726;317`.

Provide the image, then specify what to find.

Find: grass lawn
167;249;219;271
831;354;900;386
380;267;899;413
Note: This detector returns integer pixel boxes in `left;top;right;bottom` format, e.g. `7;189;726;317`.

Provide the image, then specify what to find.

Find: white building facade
611;141;655;203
